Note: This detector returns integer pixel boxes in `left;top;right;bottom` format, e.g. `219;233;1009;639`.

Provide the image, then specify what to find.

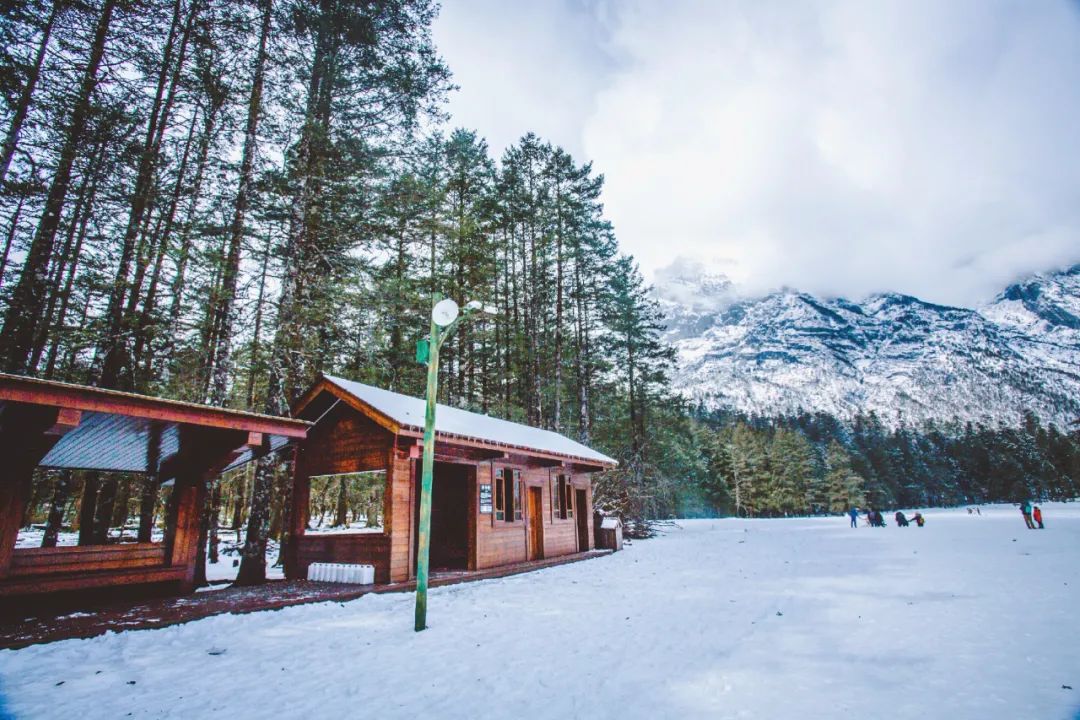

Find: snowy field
2;503;1079;720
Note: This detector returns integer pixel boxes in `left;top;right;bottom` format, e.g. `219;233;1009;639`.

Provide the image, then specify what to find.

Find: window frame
493;467;523;525
551;473;575;520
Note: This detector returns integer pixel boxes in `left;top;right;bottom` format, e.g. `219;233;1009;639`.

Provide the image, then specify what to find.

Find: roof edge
316;374;617;469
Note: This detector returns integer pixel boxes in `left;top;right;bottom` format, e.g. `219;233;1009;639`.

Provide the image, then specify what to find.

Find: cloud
435;1;1080;306
432;0;618;159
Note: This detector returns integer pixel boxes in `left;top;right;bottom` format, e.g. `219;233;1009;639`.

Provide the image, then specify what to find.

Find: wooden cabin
286;375;617;584
0;374;309;602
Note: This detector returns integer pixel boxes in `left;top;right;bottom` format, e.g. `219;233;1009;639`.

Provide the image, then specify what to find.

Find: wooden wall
299;403;391;478
473;464;594;571
386;449;413;582
473;462;528;570
293;533;392;583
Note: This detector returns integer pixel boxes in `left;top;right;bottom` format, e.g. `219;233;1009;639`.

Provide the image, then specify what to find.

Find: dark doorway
527;486;544;560
575;489;588;551
414;462;471;571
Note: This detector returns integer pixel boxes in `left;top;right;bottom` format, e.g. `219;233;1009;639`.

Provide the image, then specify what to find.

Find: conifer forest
1;0;1077;586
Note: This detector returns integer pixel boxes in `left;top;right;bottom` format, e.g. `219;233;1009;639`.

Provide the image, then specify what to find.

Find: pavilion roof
0;374;309;475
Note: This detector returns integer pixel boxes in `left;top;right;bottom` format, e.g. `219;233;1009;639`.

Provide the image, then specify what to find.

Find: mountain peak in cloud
652;257;737;312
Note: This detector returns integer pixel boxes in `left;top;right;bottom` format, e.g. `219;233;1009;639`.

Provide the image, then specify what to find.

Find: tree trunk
235;455;274;585
29;142;103;370
0;0;116;373
207;0;272;406
334;475;348;527
44;159;102;378
231;465;248;530
208;479;222;564
130;104;200;383
162;98;221;369
76;472;100;545
192;485;209;587
93;477;118;543
111;477;131;528
137;478;159;542
41;470;72;548
98;0;193;389
553;217;564;432
0;195;25;292
0;0;61;188
237;5;333;585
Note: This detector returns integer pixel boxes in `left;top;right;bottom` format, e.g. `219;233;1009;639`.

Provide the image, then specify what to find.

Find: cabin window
554;475;573;520
306;470;386;533
494;468;521;522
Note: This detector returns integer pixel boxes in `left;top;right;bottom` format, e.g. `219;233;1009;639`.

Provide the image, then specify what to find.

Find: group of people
846;503;1050;530
847;507;924;528
1019;501;1046;529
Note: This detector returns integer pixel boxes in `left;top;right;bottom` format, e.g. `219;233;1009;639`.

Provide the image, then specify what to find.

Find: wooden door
527;486;544;560
575;489;588;551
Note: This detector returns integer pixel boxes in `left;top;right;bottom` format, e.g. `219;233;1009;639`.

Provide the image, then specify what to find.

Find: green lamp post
414;296;496;632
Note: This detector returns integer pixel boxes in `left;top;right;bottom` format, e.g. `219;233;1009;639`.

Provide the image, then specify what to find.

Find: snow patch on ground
2;503;1078;719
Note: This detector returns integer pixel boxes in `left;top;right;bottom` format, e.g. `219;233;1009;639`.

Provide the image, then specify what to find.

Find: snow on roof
322;375;616;466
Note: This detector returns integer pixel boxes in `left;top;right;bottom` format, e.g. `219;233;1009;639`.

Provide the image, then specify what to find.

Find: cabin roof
305;375;616;468
0;373;310;474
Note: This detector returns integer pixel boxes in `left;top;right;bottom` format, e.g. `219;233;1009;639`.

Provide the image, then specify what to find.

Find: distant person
976;507;981;516
913;512;925;527
849;507;859;528
1033;506;1044;529
1020;500;1035;529
895;511;909;527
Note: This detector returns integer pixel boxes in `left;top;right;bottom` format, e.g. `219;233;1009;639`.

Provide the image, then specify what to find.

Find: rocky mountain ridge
658;263;1080;428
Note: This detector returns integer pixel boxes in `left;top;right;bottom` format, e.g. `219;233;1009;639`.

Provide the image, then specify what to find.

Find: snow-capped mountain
658;264;1080;428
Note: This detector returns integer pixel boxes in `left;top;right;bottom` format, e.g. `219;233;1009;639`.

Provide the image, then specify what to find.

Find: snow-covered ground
2;503;1078;719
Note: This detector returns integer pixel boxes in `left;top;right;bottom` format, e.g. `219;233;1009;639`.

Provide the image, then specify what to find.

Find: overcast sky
433;0;1080;307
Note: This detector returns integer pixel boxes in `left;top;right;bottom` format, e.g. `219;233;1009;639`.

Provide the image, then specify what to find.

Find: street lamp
414;295;497;632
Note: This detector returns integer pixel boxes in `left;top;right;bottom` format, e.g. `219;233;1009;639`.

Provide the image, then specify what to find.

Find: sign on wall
479;483;493;514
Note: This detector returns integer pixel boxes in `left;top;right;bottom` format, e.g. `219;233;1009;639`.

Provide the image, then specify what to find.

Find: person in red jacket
1033;505;1044;529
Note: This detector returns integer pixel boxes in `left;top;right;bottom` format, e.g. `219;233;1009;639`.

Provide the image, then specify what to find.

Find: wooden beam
46;407;81;435
0;373;310;438
157;427;252;481
567;462;607;474
504;454;565;469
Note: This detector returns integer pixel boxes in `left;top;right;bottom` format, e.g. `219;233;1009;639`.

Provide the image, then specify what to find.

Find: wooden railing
0;543;185;596
9;543;168;577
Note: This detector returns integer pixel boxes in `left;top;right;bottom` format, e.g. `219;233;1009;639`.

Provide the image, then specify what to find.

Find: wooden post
161;427;257;592
285;442;309;580
169;468;207;592
0;405;79;577
0;462;34;579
